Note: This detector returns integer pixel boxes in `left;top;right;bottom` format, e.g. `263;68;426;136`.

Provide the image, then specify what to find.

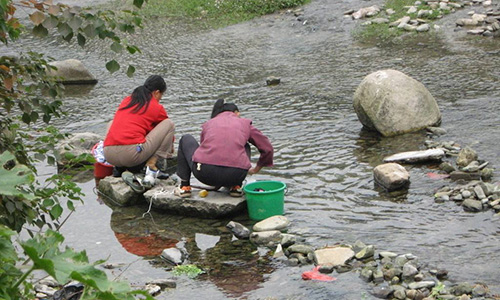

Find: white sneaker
142;166;158;189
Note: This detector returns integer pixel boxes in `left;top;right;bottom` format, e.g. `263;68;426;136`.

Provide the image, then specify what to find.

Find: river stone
373;163;410;191
352;5;380;19
56;132;102;166
462;161;480;172
371;285;393;299
450;171;481;181
250;230;282;246
47;59;97;84
146;183;246;218
98;176;144;206
355;245;375;260
253;215;290;232
471;284;488;297
360;267;373;282
450;282;473;295
266;76;281;86
402;262;418;279
314;246;355;266
392;285;406;300
408;281;435;290
456;147;478;167
161;248;184;265
462;199;483;212
280;234;297;248
379;251;398;259
473;185;486;199
383;149;445;164
226;221;250;239
147;279;176;289
286;244;315;256
353;69;441;137
416;23;430;32
439;162;455;173
373;268;384;283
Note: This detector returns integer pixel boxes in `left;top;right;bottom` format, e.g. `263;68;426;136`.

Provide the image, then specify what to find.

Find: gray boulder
373;163;410;191
314;246;355;266
56;132;102;166
353;69;441;136
47;59;97;84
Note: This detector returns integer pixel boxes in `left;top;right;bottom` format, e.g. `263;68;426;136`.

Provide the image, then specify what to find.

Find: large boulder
56;132;102;166
47;59;97;84
353;69;441;136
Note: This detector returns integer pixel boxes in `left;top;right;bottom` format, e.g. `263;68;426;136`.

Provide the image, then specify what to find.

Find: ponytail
211;99;239;118
121;75;166;114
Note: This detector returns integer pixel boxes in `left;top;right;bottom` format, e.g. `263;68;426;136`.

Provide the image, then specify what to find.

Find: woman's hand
248;165;262;175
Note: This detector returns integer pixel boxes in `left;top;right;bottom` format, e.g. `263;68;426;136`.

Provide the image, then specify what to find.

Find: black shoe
112;166;125;177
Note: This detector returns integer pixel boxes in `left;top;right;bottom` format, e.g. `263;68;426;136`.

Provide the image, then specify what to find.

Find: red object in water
114;232;178;257
426;172;450;180
301;266;337;281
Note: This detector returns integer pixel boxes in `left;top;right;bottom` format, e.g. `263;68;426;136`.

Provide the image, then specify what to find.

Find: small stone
402;262;419;279
280;234;297;248
409;281;435;290
379;251;398;259
439;162;455;173
360;267;373;282
474;185;487;199
253;216;290;232
145;284;161;296
318;264;335;274
462;199;483;212
355;245;375;260
147;279;176;289
462;190;472;198
374;163;410;191
226;221;251;239
414;273;424;281
472;284;488;297
161;248;185;265
457;147;478;167
371;285;394;299
266;76;281;86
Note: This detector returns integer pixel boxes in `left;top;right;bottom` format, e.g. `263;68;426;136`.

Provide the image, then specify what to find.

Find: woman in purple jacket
175;99;274;198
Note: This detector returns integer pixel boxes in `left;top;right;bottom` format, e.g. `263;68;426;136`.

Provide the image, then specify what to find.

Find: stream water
10;0;500;298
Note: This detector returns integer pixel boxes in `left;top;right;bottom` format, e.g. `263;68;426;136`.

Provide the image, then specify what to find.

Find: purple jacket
192;111;274;170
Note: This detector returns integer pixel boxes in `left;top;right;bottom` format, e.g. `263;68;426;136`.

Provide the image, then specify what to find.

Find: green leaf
105;60;120;74
0;152;35;199
22;112;31;124
50;204;63;219
67;200;75;211
126;65;135;77
133;0;144;9
32;24;49;37
77;33;86;47
110;42;123;53
30;11;46;26
57;23;73;38
42;16;59;29
68;16;83;31
83;24;96;38
31;111;39;122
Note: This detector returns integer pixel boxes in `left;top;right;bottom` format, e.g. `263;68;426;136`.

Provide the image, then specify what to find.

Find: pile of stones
456;8;500;37
226;216;497;299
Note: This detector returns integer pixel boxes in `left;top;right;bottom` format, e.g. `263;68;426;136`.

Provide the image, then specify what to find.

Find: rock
286;244;315;256
34;284;58;296
56;132;102;166
373;163;410;191
379;251;398;259
146;181;247;218
355;245;375;260
462;190;472;198
472;284;488;297
47;59;97;84
266;76;281;86
372;18;390;24
462;161;480;172
462;199;483;212
98;176;145;206
250;230;282;246
314;246;355;266
373;268;384;283
371;285;394;299
161;248;184;265
353;69;441;137
360;267;373;282
383;149;445;164
416;23;431;32
426;126;447;135
402;262;419;279
280;234;298;248
457;147;478;167
226;221;250;239
409;281;435;290
480;168;493;180
253;216;290;232
145;284;161;296
273;244;285;258
392;285;406;300
450;171;481;181
396;16;411;28
450;282;473;295
146;279;176;289
318;264;335;273
352;5;380;19
473;185;486;199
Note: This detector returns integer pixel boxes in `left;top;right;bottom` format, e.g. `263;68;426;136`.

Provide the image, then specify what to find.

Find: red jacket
192;111;273;170
104;95;167;146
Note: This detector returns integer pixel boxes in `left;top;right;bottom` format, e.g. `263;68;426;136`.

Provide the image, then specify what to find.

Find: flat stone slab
314;246;355;266
383;148;445;163
98;176;246;218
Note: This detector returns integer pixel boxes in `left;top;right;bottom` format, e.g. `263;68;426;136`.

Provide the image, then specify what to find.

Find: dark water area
10;0;500;298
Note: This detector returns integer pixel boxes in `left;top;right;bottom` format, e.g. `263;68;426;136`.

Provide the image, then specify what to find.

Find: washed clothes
192;111;273;169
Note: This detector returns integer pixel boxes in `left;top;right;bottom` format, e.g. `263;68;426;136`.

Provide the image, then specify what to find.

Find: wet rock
373;268;384;283
473;185;486;199
56;132;102;167
450;282;473;295
161;248;185;265
414;273;424;281
266;76;281;86
286;244;315;256
352;5;380;19
353;69;441;137
145;284;161;296
409;281;435;290
253;215;290;232
480;168;494;180
462;199;483;212
147;279;176;289
471;284;488;297
392;285;406;299
360;267;373;282
34;284;58;296
383;149;445;163
371;285;394;299
98;176;144;206
226;221;250;239
314;246;355;266
250;230;282;246
426;126;447;135
280;233;297;248
373;163;410;191
47;59;97;84
353;240;366;252
273;244;285;258
379;251;398;259
355;245;375;260
318;264;335;274
439;161;456;173
402;262;419;279
450;171;481;181
457;147;478;167
39;276;59;287
458;294;471;300
462;190;472;198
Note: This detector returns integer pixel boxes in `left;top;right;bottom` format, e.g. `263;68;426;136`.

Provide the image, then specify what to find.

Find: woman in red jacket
175;99;273;198
103;75;175;188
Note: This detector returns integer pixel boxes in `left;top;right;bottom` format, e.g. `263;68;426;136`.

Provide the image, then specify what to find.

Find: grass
139;0;310;28
353;0;457;45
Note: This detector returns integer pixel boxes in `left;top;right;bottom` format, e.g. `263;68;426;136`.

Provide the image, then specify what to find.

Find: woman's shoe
174;185;192;198
229;185;243;197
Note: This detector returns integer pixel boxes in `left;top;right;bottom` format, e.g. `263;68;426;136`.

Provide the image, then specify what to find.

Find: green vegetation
172;264;204;278
430;282;446;300
140;0;310;28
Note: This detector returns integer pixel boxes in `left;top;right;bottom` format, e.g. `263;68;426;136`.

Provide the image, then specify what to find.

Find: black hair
121;75;167;114
211;99;239;118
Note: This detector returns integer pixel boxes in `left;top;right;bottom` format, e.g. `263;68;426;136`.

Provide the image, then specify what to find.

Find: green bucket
243;181;286;221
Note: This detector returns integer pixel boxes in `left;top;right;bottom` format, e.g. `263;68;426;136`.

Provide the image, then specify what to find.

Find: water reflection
109;206;275;297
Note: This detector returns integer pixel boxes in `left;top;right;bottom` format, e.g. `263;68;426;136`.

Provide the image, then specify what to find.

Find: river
13;0;500;298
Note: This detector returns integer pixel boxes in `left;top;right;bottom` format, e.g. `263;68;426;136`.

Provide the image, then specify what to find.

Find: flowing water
10;0;500;298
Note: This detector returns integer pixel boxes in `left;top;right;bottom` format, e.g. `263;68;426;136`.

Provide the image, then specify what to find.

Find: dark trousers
176;134;249;187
